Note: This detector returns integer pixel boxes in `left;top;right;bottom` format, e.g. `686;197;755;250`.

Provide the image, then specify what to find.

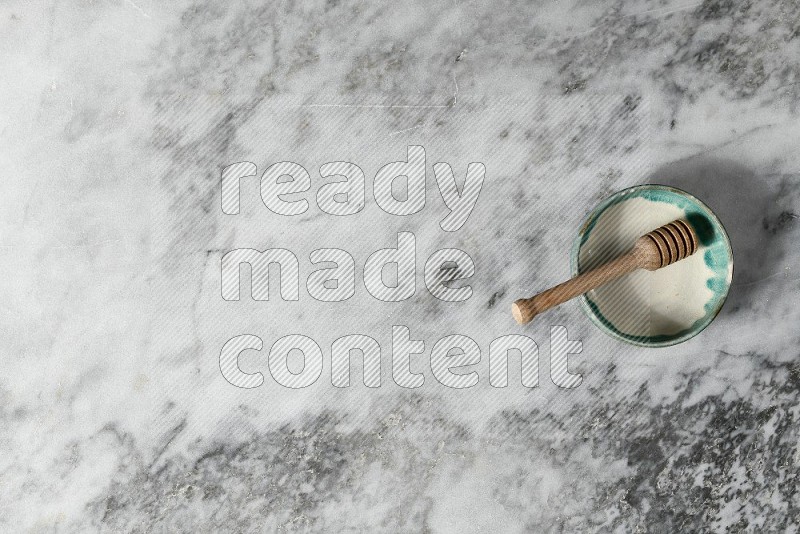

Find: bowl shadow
644;156;788;319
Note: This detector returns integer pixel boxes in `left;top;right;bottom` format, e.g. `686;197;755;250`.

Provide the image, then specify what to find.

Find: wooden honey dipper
512;219;699;325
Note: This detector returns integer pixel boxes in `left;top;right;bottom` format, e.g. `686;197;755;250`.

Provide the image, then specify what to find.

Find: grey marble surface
2;0;799;532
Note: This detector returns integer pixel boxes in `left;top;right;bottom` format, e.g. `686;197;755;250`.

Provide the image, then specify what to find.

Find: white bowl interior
577;196;716;339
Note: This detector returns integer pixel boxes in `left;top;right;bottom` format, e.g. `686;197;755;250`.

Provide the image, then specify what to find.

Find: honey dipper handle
511;220;696;325
512;250;642;325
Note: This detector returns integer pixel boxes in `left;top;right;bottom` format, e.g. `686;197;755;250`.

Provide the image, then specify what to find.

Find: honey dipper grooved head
642;219;698;270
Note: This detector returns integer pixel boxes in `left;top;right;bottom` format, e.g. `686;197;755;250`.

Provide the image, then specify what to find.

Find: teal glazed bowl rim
569;184;734;348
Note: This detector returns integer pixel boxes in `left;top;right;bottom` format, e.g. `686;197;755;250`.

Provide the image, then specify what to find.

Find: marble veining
1;0;799;532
